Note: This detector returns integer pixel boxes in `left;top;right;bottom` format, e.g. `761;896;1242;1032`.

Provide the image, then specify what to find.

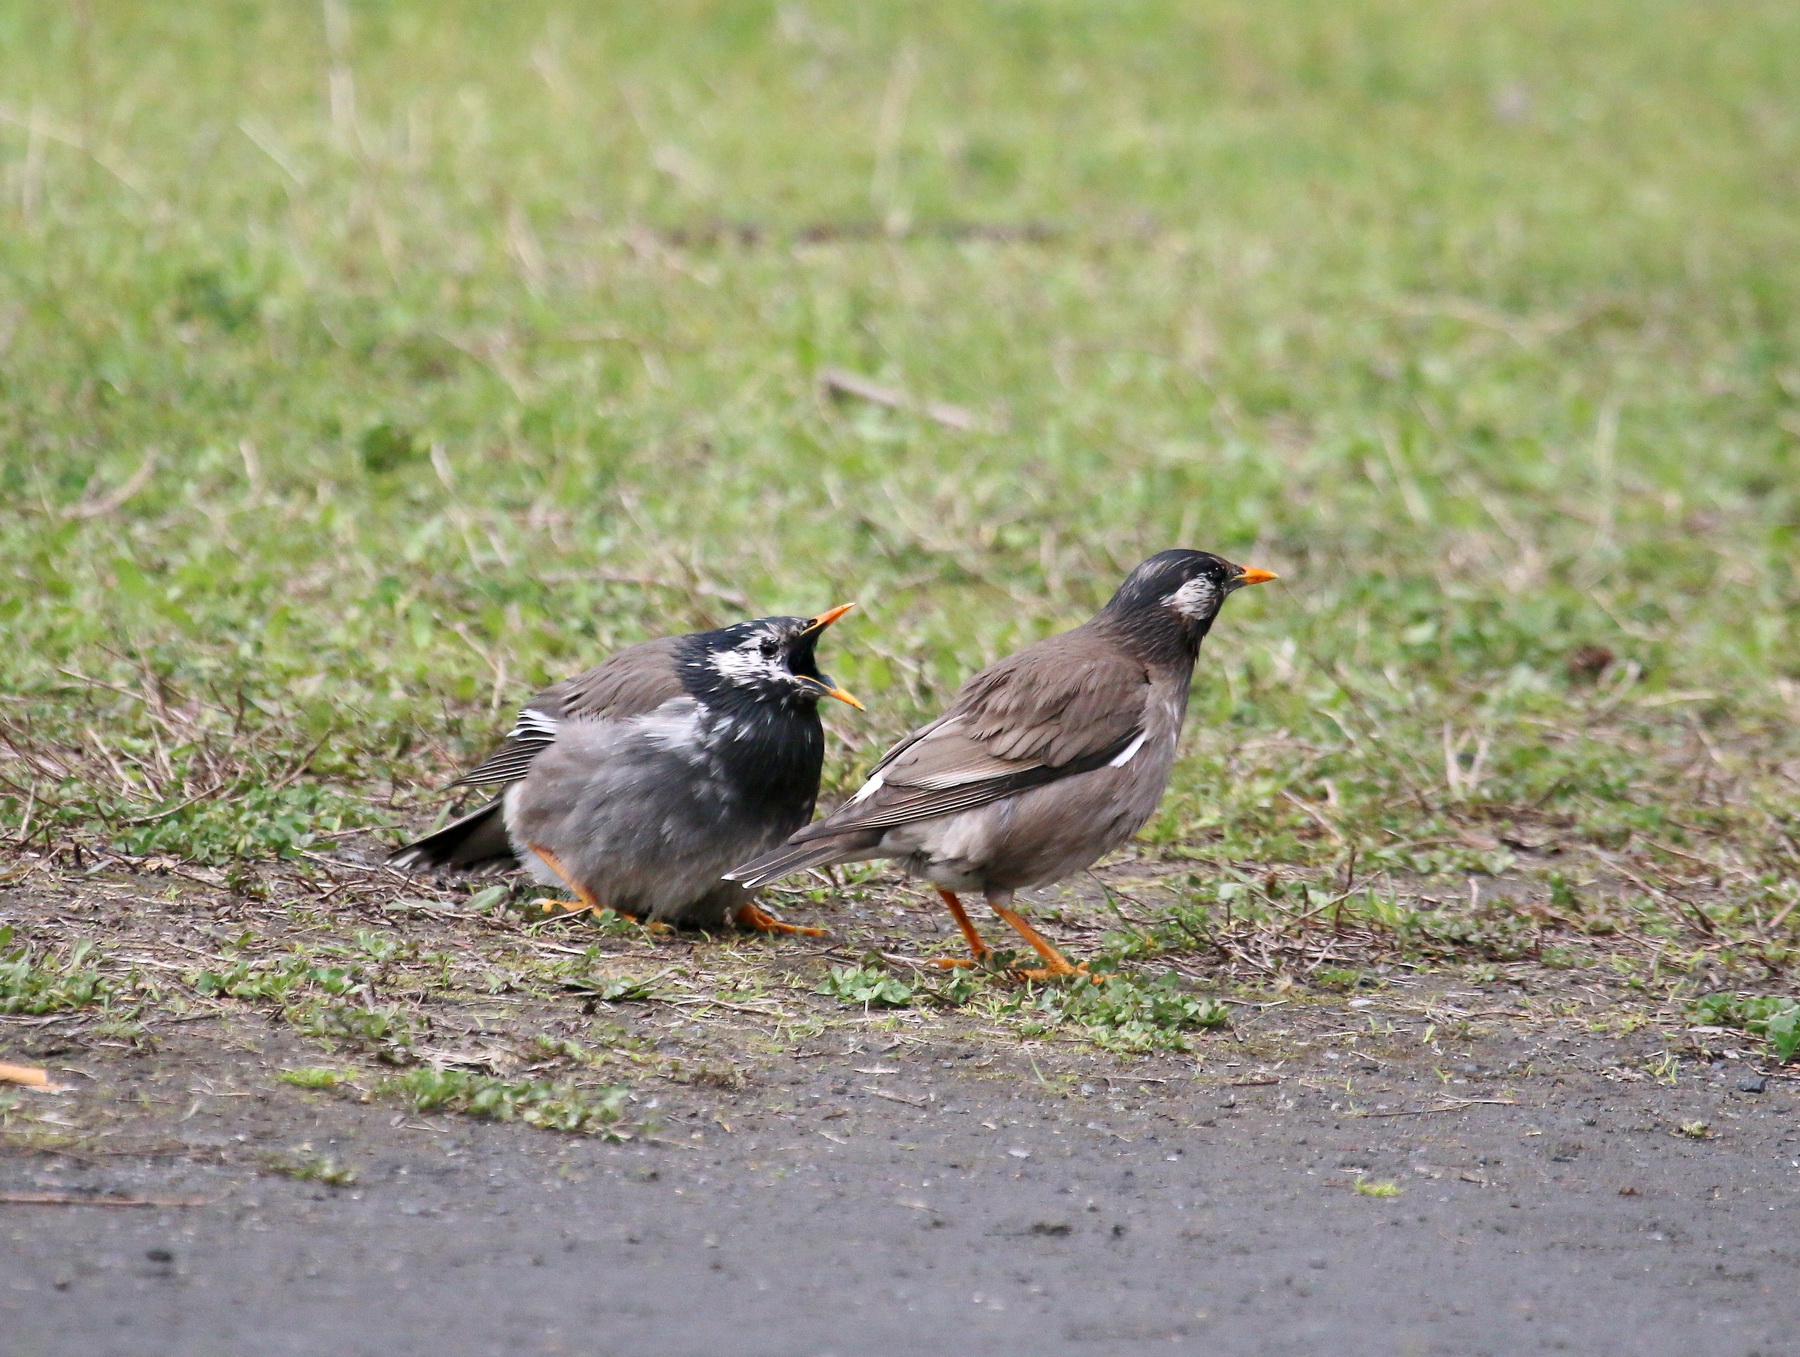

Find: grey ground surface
4;992;1797;1357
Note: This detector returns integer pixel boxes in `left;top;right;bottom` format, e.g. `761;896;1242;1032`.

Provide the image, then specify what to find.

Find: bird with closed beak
726;551;1276;976
391;605;861;933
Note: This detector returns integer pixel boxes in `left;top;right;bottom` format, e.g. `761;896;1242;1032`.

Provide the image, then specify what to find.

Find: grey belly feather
503;710;793;928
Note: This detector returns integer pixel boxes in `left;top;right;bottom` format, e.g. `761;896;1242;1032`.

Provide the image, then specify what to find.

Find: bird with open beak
726;551;1276;976
391;605;861;933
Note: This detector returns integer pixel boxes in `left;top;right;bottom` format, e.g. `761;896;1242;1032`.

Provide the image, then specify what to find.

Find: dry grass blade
819;367;990;432
61;449;160;521
1355;1097;1520;1119
0;1191;222;1208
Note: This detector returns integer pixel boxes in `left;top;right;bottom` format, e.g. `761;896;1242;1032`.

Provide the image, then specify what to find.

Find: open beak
1234;566;1279;587
817;680;865;711
803;602;857;634
800;605;862;708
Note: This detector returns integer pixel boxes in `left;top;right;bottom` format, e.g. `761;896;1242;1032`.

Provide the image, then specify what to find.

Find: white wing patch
847;769;887;804
512;707;560;739
450;705;559;787
1107;731;1149;767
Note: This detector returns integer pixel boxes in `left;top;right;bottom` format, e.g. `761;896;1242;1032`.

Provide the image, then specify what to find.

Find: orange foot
527;843;602;916
1011;960;1102;985
989;900;1103;984
921;949;1095;983
534;896;593;917
735;901;827;937
535;897;668;931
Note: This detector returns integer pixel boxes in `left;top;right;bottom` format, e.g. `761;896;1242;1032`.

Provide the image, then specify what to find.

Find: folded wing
793;629;1152;840
449;636;685;788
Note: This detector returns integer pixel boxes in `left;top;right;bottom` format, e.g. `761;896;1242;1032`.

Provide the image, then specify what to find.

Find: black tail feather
389;799;518;873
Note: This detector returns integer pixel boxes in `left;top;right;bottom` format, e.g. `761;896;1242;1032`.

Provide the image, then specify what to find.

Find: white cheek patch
709;643;786;686
1163;577;1219;620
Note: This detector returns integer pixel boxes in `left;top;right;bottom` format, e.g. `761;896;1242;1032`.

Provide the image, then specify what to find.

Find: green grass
1023;973;1231;1053
0;926;110;1015
1;2;1798;994
277;1066;356;1091
1690;991;1800;1061
381;1066;631;1136
817;963;919;1008
816;957;1231;1050
260;1150;358;1188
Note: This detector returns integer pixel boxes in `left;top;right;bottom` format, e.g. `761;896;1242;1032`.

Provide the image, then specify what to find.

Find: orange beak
1234;566;1279;587
805;602;857;632
802;603;863;709
819;683;865;711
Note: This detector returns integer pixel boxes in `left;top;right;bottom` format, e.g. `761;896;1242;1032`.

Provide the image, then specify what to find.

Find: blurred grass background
1;1;1797;929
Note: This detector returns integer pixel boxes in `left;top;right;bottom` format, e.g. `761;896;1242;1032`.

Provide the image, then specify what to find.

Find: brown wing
450;637;685;787
794;627;1151;838
536;636;685;722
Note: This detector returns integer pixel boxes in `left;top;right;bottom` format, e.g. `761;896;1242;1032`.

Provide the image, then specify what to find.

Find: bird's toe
734;901;827;937
534;896;590;917
1010;960;1102;985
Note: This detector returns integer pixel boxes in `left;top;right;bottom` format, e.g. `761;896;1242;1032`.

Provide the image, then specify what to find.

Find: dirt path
3;990;1796;1356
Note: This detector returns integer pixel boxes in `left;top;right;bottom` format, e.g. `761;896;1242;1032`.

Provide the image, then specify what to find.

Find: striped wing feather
450;636;685;788
795;627;1150;838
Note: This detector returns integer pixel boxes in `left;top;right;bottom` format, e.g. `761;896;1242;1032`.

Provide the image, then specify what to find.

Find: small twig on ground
1766;895;1800;936
0;1191;224;1208
1355;1096;1519;1118
1280;789;1346;845
819;367;990;432
62;449;159;520
116;786;232;827
1585;846;1717;937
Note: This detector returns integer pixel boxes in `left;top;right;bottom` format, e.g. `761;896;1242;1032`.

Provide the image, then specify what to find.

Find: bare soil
2;855;1797;1356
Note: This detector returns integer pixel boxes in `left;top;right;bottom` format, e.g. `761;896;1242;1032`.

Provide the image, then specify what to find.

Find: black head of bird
1096;549;1278;664
677;603;865;716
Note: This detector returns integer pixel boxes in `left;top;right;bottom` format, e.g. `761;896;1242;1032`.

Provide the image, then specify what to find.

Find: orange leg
926;888;992;968
525;845;677;933
526;842;608;918
989;895;1099;984
735;900;828;937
